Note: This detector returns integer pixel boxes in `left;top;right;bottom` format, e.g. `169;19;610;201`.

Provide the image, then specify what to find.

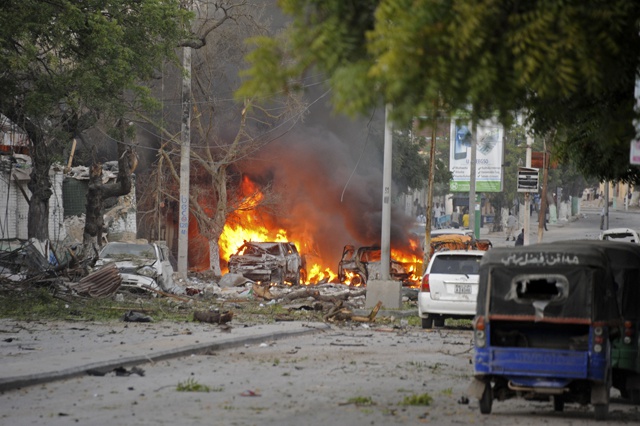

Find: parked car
95;241;180;294
430;228;474;237
599;227;640;243
337;245;415;286
418;250;485;328
228;241;307;285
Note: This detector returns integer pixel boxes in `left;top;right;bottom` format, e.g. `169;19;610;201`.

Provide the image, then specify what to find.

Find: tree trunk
83;120;136;253
209;240;222;276
27;161;52;241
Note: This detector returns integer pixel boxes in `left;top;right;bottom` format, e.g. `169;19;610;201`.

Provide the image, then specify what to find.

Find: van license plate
455;284;471;294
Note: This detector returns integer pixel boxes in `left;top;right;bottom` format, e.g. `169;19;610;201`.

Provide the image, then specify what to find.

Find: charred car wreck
338;245;416;286
228;241;307;285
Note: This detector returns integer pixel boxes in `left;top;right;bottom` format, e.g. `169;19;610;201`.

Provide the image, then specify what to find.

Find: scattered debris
86;365;145;377
123;310;153;323
193;310;233;324
323;300;382;323
457;396;469;404
251;283;274;300
240;389;261;397
68;263;122;298
176;378;210;392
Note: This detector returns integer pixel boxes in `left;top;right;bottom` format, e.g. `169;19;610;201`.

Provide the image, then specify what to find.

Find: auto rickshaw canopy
477;242;621;323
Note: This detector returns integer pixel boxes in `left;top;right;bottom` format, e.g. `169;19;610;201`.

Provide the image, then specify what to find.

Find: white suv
418;250;485;329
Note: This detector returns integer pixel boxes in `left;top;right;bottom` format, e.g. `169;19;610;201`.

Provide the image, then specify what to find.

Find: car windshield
430;254;481;275
100;244;156;259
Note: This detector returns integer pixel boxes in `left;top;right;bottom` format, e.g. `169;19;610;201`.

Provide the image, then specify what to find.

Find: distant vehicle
228;241;306;285
599;228;640;243
337;245;415;287
430;228;474;237
428;234;492;259
95;242;179;294
418;250;485;329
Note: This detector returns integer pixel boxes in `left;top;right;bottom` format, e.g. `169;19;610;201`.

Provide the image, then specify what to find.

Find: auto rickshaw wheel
421;317;433;329
630;389;640;405
553;396;564;412
594;403;608;421
479;382;493;414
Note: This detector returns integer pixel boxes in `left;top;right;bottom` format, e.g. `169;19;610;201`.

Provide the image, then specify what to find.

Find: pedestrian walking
544;206;549;231
505;211;517;241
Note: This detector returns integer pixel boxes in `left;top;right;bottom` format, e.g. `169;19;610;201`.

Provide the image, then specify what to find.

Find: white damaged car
95;242;181;294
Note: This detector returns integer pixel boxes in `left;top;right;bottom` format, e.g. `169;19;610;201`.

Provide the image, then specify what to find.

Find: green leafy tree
382;127;451;197
0;0;189;241
238;0;640;184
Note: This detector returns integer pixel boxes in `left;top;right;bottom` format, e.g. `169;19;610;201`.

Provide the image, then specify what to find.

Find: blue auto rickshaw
469;242;622;420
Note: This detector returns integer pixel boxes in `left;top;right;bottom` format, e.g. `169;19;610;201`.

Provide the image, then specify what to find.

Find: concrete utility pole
524;133;533;245
469;122;478;238
366;104;401;310
424;118;437;267
177;29;192;277
537;140;550;243
604;181;610;230
380;103;392;280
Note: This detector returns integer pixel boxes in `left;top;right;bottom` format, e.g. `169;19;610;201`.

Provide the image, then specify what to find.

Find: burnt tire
421;317;433;329
479;382;492;414
553;396;565;412
271;268;284;286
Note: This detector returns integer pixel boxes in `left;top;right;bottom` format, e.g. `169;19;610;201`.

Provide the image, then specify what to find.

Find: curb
0;322;330;392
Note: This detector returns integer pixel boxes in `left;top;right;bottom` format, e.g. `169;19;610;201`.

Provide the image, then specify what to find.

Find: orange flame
218;175;423;286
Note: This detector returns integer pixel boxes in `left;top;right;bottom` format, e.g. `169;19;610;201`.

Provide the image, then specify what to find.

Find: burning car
94;242;180;294
337;245;416;286
228;241;307;285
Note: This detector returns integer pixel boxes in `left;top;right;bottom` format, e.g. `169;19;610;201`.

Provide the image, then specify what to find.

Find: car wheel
271;268;284;286
350;273;365;287
631;389;640;405
479;382;492;414
594;403;608;421
434;316;446;327
553;396;564;412
421;317;433;329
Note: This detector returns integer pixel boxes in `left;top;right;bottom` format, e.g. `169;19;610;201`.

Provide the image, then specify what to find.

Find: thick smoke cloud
242;106;417;268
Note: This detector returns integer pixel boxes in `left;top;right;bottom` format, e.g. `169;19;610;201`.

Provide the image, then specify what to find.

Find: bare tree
136;1;306;275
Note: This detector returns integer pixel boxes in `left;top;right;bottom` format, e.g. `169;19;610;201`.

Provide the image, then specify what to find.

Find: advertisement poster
449;117;504;192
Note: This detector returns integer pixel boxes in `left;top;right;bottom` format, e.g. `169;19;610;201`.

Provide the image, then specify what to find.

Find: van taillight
421;274;430;292
624;321;635;344
474;316;485;331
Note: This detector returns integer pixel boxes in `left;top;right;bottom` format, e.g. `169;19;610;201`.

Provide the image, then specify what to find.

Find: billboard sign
449;117;504;192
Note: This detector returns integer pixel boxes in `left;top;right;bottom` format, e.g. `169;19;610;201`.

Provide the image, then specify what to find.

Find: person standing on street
600;206;605;230
515;228;524;246
506;211;517;241
462;209;469;228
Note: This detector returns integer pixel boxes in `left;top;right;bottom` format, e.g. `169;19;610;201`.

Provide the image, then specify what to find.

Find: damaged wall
0;155;66;242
